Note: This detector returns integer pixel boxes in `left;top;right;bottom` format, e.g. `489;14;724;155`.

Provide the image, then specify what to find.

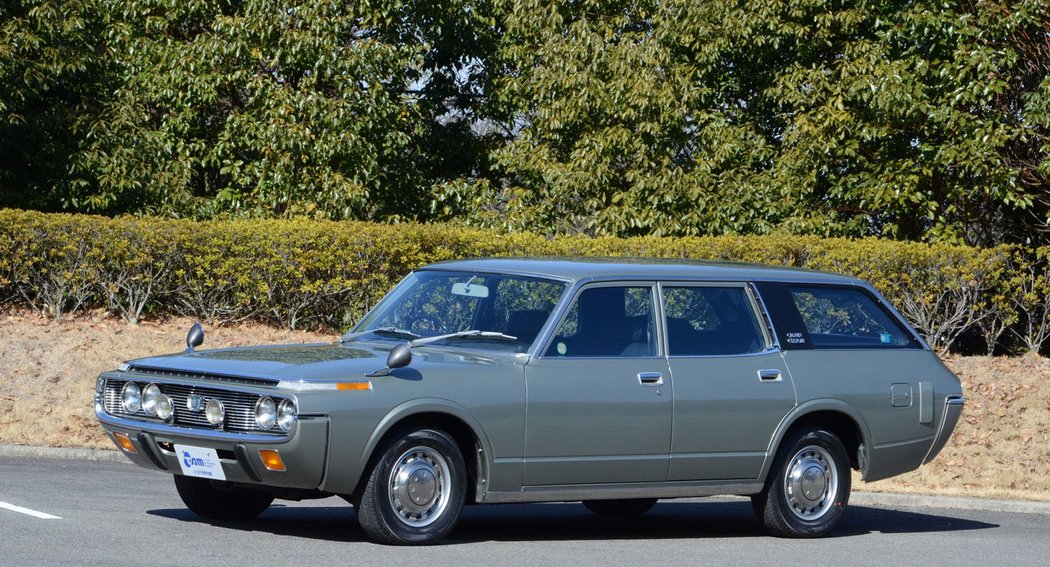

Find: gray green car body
95;258;964;536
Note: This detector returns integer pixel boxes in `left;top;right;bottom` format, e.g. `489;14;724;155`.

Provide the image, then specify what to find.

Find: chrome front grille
103;378;284;435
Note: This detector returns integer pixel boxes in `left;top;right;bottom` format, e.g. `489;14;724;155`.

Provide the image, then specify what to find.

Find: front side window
663;286;765;356
789;286;918;349
546;285;656;357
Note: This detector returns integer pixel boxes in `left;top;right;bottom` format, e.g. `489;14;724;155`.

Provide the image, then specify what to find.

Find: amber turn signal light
113;432;137;453
259;449;286;472
336;381;372;391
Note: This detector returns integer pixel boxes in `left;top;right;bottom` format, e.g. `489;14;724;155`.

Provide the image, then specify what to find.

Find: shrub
0;209;1035;354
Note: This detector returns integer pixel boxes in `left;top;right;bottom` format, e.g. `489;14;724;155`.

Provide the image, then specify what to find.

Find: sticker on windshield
175;444;226;481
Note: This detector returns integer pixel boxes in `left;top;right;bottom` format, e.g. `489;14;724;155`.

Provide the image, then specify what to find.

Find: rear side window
662;286;764;355
788;286;919;349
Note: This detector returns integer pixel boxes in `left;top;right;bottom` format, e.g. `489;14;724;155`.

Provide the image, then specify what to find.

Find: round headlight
205;398;225;426
277;399;297;432
255;397;277;430
141;383;161;416
121;382;141;413
155;394;174;421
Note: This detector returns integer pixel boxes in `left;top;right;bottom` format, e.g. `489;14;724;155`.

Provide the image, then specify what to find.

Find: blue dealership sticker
174;444;226;481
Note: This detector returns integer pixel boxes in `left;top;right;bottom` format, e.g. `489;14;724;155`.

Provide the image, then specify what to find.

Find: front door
523;283;672;486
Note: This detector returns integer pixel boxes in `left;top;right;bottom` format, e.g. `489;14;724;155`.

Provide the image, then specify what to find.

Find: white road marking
0;501;62;519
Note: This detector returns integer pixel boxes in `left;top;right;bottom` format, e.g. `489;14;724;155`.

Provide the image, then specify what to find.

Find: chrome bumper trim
97;410;294;444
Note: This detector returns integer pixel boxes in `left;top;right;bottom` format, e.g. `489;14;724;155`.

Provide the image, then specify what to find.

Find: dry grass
2;308;1048;500
858;354;1050;501
0;308;335;449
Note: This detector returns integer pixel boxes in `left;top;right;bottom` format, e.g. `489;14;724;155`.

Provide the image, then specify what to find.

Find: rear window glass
788;286;918;349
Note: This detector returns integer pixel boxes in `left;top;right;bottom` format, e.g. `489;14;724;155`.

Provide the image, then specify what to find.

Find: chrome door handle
638;372;664;386
758;369;782;382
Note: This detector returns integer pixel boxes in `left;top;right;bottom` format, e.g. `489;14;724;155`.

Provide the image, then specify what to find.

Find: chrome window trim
748;282;782;351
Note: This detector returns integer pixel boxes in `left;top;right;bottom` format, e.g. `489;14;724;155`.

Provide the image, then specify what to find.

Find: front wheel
173;475;274;521
751;428;851;537
356;428;467;545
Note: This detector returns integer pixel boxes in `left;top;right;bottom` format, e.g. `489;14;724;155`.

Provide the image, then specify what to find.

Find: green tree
69;0;494;221
472;0;1050;244
0;0;112;211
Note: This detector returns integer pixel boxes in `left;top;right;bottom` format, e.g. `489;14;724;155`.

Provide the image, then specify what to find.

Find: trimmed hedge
1;209;1046;354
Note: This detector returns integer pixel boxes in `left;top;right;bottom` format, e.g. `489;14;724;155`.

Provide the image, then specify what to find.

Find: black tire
751;427;851;538
582;498;658;517
173;475;274;521
356;428;467;545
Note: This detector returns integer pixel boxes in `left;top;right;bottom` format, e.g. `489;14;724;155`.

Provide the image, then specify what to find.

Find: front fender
348;398;496;498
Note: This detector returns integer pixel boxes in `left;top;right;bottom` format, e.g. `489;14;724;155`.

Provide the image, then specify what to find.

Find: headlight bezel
155;393;174;421
277;398;298;432
141;383;162;417
205;398;225;427
254;396;277;430
120;381;142;414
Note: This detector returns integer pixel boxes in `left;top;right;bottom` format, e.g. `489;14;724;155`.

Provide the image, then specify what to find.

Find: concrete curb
3;443;1050;515
0;443;127;463
848;491;1050;516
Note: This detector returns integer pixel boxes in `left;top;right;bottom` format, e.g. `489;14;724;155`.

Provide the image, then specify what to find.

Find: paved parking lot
3;455;1050;566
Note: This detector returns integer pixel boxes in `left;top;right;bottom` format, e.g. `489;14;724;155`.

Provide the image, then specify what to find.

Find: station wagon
95;258;964;544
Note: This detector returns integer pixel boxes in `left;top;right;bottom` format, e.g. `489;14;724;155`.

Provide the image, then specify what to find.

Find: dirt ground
2;308;1047;501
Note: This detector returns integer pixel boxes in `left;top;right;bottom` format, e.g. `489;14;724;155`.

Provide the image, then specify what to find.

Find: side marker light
113;432;137;454
259;450;286;472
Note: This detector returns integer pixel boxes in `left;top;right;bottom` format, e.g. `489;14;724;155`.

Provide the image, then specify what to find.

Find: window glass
546;286;656;357
353;271;564;352
789;286;916;348
663;286;765;355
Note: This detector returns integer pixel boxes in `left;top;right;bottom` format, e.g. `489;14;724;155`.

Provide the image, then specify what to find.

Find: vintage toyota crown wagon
95;258;964;544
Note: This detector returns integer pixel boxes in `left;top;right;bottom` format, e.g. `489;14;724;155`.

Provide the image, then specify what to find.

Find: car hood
124;341;526;383
126;343;385;383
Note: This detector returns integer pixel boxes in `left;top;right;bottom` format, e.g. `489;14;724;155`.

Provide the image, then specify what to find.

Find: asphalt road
2;456;1049;566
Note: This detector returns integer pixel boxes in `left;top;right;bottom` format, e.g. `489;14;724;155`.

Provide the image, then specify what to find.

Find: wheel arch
354;399;493;504
762;400;873;483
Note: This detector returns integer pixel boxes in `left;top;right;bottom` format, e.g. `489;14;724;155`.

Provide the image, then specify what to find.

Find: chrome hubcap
388;445;450;527
784;445;838;520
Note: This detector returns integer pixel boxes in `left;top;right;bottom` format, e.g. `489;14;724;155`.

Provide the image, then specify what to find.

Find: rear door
663;283;797;481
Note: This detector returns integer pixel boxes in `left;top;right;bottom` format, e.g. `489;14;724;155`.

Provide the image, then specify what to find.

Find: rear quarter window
787;286;919;349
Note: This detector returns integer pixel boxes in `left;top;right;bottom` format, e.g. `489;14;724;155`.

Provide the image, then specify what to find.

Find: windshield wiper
410;330;518;347
341;327;421;342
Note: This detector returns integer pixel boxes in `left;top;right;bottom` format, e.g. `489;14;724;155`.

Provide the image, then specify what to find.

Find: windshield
347;270;567;353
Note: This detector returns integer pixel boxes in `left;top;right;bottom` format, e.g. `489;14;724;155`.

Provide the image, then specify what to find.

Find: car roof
420;257;862;286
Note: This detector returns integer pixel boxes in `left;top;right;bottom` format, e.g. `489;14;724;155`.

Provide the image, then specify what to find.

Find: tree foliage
0;0;112;211
68;0;494;220
469;0;1050;244
2;0;1049;245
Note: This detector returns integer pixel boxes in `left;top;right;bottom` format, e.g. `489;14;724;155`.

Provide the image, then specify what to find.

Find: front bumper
96;411;330;490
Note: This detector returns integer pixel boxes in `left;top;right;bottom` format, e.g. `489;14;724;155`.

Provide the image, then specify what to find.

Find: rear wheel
173;475;274;521
752;428;850;537
356;428;467;545
582;498;657;517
